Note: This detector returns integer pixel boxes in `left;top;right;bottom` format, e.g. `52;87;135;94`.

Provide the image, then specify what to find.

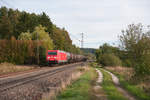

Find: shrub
100;53;122;66
135;55;150;76
123;59;133;67
89;62;98;68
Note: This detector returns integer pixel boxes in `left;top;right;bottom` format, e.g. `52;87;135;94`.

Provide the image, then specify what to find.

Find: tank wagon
46;50;86;65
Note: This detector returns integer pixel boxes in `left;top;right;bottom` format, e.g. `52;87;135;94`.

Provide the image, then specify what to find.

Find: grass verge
100;68;128;100
114;72;150;100
56;67;97;100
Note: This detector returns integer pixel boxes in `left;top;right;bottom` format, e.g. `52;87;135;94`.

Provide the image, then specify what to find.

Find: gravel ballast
0;64;84;100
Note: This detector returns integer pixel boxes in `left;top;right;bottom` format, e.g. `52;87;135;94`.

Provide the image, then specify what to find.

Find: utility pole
81;33;84;48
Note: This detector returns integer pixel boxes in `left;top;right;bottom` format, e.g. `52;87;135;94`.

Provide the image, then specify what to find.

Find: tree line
0;6;82;65
96;23;150;76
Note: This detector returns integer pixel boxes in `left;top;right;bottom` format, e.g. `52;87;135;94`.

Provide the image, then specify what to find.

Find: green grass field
56;67;97;100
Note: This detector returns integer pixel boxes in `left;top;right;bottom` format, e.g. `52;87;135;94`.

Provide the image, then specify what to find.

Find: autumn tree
0;6;83;64
0;7;13;39
119;23;150;75
32;25;54;50
51;25;65;50
18;31;32;40
39;12;53;35
95;43;122;66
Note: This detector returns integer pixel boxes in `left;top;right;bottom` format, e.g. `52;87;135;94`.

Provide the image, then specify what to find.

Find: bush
89;62;98;68
100;53;122;66
135;55;150;76
122;59;133;67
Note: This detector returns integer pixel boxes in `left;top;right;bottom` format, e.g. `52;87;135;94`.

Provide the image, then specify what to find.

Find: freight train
46;50;87;65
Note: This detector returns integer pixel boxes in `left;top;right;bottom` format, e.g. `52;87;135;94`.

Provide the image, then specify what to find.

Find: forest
0;6;82;65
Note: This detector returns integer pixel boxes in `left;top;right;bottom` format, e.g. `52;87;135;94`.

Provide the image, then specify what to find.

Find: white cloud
3;0;150;48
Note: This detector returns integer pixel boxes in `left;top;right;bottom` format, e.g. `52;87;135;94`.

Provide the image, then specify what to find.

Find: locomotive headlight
48;57;50;59
54;57;57;58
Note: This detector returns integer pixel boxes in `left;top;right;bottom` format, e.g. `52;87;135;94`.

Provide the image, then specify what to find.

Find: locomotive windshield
48;52;57;55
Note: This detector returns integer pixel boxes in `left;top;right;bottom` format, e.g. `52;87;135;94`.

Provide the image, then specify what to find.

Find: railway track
0;62;84;93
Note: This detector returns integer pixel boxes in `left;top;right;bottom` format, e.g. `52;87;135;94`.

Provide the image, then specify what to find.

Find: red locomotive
46;50;86;65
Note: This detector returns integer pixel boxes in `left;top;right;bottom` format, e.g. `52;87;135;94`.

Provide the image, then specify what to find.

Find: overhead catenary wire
69;33;107;47
69;33;102;47
69;33;81;42
69;33;85;48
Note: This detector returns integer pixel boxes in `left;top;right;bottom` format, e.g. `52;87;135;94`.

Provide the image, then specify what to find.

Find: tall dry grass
106;66;150;94
105;66;134;81
0;62;35;75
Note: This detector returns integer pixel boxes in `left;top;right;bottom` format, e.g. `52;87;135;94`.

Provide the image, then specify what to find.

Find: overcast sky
1;0;150;48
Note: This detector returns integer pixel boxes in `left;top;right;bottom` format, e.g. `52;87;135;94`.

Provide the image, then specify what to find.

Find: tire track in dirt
103;69;136;100
92;69;107;100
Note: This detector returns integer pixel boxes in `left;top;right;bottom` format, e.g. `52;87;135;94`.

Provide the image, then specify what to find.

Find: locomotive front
46;50;58;64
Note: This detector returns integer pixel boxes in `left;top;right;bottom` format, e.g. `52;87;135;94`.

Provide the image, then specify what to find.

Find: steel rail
0;62;84;93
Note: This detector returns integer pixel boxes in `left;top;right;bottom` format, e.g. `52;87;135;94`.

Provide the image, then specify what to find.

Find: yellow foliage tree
32;25;54;50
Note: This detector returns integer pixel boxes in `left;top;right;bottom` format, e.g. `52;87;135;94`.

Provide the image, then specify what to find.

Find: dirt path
96;69;103;83
91;69;107;100
103;69;136;100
